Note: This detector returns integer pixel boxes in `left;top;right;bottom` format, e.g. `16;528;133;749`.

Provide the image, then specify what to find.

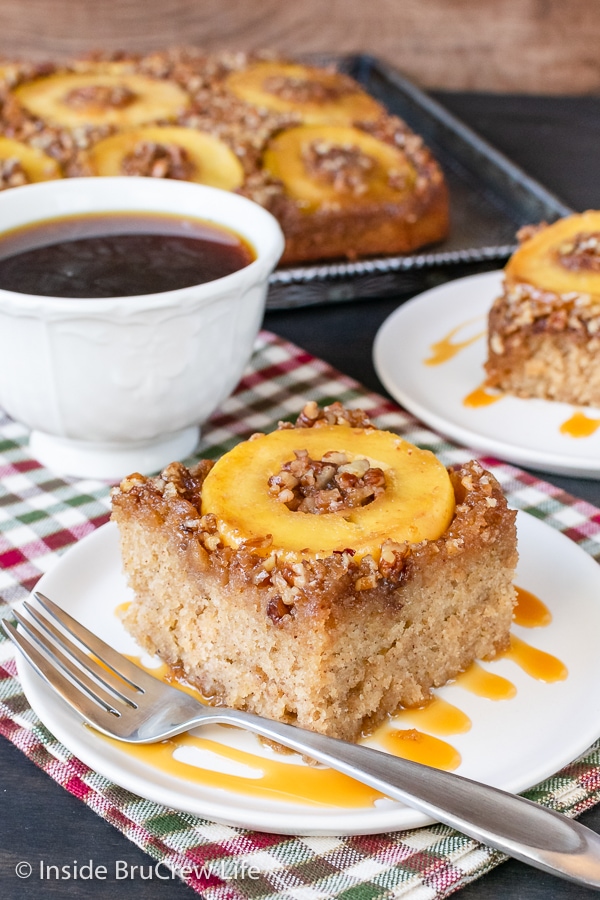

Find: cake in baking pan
111;403;517;742
0;50;449;265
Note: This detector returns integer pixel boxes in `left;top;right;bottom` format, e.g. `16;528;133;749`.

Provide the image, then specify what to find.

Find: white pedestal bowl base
29;426;200;482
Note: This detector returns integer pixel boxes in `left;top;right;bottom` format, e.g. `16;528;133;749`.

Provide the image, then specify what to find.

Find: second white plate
373;270;600;477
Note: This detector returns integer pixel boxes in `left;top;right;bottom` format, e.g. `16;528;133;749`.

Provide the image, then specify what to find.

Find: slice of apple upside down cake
111;402;517;742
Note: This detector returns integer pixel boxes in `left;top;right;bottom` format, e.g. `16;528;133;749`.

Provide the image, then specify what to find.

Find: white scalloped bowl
0;177;284;480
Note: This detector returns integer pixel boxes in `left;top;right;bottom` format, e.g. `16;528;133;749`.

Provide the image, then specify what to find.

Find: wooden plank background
0;0;598;94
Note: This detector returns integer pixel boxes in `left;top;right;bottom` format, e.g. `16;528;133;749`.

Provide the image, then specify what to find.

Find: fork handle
196;707;600;889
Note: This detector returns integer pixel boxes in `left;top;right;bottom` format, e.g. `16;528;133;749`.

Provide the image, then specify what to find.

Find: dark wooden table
2;92;600;900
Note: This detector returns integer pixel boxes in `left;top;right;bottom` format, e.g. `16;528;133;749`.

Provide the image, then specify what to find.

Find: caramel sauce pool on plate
103;586;564;808
453;663;516;700
424;319;485;366
513;585;552;628
463;385;503;407
559;411;600;438
500;635;567;683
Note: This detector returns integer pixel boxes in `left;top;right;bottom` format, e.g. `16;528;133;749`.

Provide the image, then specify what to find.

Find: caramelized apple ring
0;137;62;183
225;61;383;125
262;124;416;212
84;126;244;190
201;425;455;562
13;72;190;128
506;211;600;297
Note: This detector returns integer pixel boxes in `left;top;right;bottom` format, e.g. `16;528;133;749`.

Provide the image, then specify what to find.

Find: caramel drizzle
424;318;485;366
461;387;600;442
454;662;516;701
377;728;461;771
463;384;503;408
559;411;600;438
500;634;568;683
513;585;552;628
395;696;471;736
98;730;382;808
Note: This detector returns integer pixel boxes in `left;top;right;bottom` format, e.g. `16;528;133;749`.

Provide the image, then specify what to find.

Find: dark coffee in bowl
0;212;255;298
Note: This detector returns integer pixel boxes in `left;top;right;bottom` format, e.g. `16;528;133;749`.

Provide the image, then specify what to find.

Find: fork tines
3;591;148;716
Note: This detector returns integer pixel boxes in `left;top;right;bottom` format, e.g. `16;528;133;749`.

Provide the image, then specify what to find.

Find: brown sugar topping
63;84;137;110
262;74;356;104
302;140;374;195
120;140;196;179
268;448;386;514
0;157;30;188
555;231;600;272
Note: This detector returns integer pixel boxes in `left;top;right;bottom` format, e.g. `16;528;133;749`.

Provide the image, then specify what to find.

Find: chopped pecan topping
120;140;196;179
114;471;146;494
267;595;291;623
301;139;374;194
63;84;137;110
268;448;386;514
516;222;547;244
555;231;600;272
0;157;30;188
493;280;600;339
262;73;355;104
387;168;410;191
290;400;374;430
378;539;410;581
354;554;379;591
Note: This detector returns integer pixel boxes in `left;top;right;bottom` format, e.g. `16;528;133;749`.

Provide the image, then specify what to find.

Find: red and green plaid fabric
2;330;600;900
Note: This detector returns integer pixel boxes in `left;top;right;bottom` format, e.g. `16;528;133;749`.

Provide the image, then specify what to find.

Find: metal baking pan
266;53;572;310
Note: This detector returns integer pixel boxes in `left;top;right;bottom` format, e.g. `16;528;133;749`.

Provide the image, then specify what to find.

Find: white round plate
373;270;600;478
17;516;600;836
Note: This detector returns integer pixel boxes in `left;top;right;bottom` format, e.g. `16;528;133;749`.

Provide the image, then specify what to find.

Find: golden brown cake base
271;181;449;265
112;416;517;743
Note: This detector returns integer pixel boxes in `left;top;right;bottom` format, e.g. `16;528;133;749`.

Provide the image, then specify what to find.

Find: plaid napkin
2;329;600;900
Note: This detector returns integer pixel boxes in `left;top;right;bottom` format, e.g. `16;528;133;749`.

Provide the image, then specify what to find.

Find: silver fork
4;591;600;891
